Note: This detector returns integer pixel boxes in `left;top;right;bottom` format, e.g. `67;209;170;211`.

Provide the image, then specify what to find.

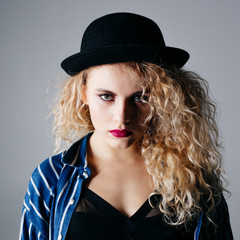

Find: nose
113;99;132;124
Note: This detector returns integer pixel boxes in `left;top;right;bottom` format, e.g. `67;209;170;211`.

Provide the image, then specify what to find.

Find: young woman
19;12;233;240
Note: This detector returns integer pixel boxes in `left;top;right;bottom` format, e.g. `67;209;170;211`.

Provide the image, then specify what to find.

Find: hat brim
61;44;189;76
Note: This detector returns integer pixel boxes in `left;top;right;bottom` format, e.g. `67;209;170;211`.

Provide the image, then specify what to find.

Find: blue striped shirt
19;133;214;240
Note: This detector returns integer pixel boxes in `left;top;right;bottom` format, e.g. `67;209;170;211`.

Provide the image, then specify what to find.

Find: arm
19;156;61;240
19;205;47;240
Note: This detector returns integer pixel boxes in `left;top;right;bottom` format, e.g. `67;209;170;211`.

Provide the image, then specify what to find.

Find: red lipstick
109;129;132;138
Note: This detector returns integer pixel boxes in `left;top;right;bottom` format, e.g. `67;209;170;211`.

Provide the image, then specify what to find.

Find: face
82;64;150;150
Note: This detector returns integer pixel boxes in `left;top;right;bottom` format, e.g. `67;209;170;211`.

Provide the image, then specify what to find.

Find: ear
80;86;88;104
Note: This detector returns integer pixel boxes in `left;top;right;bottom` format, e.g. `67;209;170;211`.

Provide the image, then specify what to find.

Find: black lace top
66;187;196;240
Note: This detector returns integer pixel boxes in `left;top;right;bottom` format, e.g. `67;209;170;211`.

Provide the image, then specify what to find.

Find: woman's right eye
99;94;113;101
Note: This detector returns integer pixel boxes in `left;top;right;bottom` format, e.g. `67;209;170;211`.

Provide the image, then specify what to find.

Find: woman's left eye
133;95;148;102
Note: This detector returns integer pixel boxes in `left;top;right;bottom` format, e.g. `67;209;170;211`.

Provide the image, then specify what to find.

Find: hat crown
61;12;189;75
81;13;166;53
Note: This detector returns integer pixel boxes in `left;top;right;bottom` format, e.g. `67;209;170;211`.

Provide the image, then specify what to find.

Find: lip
109;129;133;138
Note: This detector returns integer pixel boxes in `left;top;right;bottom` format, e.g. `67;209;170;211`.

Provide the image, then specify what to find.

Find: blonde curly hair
53;62;226;225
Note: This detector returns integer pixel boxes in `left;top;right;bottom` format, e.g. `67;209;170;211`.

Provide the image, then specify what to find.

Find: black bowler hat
61;12;189;76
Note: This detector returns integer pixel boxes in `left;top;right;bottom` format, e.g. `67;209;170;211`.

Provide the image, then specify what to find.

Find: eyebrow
95;88;144;95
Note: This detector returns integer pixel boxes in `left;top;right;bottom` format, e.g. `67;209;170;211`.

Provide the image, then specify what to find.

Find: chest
84;162;154;217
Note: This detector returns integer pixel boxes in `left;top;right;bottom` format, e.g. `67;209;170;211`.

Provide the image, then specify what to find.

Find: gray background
1;1;239;239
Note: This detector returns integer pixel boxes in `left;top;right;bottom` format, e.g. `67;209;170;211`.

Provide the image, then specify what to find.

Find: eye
133;94;149;102
99;94;113;101
134;95;142;102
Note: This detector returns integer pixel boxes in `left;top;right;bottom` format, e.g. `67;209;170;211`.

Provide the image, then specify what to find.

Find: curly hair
52;62;226;225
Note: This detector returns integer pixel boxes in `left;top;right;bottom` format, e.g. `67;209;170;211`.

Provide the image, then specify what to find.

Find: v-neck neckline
83;187;152;223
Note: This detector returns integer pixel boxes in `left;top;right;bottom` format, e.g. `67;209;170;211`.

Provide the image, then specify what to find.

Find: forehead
86;64;144;91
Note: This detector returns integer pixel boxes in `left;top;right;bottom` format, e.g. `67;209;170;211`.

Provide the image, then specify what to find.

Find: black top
66;187;196;240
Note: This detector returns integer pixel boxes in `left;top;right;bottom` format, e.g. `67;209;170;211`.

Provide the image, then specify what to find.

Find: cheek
88;102;109;127
136;106;151;124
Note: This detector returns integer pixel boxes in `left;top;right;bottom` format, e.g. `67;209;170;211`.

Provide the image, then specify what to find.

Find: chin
107;138;137;150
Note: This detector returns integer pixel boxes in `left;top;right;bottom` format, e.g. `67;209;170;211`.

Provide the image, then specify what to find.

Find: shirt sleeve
19;159;57;240
199;195;234;240
19;206;47;240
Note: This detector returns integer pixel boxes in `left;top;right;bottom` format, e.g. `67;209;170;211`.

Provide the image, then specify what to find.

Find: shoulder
199;195;233;240
28;133;91;199
24;152;65;217
24;151;68;212
30;152;64;195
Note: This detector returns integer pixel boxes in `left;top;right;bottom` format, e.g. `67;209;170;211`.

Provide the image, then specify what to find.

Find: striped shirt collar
61;132;93;168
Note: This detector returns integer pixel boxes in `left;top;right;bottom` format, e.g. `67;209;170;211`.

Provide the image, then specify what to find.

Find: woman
19;12;233;240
